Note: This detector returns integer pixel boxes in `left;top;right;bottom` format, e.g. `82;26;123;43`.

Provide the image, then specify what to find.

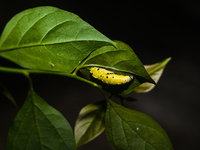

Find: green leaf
6;89;76;150
133;57;171;93
105;99;173;150
74;100;106;148
80;40;155;95
0;6;115;73
0;81;18;109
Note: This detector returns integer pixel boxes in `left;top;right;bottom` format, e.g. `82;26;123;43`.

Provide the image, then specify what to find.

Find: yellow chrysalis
90;67;133;85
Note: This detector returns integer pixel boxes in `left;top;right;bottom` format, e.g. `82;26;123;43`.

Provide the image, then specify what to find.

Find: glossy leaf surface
6;90;76;150
80;40;155;95
75;100;106;148
133;57;171;93
0;6;115;73
105;99;173;150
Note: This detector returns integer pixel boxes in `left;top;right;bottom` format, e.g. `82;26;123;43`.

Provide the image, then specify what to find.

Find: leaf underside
133;57;171;93
75;100;106;148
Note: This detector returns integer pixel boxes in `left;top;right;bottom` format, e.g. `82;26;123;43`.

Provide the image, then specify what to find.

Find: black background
0;0;200;150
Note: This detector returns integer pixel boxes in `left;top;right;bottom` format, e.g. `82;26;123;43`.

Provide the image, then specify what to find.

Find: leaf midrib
0;40;112;51
32;94;71;149
109;102;170;149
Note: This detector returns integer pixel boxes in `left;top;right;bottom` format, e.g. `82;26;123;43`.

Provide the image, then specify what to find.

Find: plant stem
0;66;101;88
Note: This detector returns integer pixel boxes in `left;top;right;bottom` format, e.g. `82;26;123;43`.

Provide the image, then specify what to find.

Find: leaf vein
12;98;33;148
25;124;37;149
0;12;34;47
17;10;57;46
33;103;70;148
75;27;84;40
122;121;131;150
110;104;157;149
32;95;43;150
40;20;78;43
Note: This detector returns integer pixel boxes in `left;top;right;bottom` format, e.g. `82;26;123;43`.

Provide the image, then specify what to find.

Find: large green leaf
0;6;115;73
6;89;76;150
74;100;106;148
105;99;173;150
80;40;155;95
133;57;171;93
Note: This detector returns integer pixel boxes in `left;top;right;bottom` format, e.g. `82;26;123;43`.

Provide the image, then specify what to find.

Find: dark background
0;0;200;150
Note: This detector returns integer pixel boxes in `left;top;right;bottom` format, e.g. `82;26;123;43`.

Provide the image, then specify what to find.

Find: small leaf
81;40;155;95
75;100;106;148
105;99;173;150
0;81;18;109
0;6;115;73
6;90;76;150
133;57;171;93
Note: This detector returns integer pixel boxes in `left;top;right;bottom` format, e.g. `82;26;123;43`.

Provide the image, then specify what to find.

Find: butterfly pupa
90;67;134;85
